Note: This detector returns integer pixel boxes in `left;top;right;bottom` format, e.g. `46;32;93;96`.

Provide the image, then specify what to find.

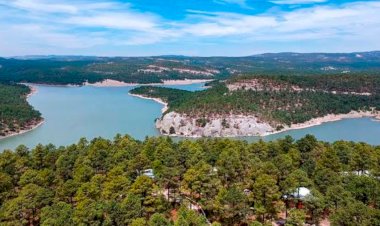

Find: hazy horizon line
3;50;380;59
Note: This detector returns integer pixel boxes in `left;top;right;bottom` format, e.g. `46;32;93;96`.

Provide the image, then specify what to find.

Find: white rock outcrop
156;112;274;137
156;110;380;137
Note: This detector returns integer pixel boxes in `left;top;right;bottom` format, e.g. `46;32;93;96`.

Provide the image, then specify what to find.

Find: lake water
243;117;380;144
1;83;380;151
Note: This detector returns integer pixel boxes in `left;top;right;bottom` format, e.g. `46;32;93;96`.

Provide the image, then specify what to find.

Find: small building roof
291;187;311;199
142;169;155;178
283;187;311;200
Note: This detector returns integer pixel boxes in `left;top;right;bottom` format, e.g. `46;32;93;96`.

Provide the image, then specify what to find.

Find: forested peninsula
0;135;379;225
0;83;42;138
130;74;380;137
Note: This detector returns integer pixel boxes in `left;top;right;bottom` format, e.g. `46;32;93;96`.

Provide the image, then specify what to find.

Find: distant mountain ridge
251;51;380;61
1;51;380;85
7;51;380;60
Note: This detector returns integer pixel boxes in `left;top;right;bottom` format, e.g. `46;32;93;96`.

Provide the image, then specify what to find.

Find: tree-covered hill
0;135;379;225
0;83;42;137
0;57;223;85
229;73;380;94
1;51;380;85
130;74;380;127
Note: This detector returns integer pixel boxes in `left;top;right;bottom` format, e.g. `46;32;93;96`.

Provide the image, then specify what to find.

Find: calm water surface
1;83;380;151
240;117;380;144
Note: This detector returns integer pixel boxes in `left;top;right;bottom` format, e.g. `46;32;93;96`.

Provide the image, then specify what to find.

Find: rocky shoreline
155;110;380;138
156;112;273;137
0;120;44;141
268;110;380;136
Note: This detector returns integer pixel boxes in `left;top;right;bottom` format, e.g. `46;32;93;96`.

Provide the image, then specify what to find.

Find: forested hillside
1;51;380;85
0;135;379;225
0;83;42;137
229;73;380;94
131;74;380;127
0;57;223;85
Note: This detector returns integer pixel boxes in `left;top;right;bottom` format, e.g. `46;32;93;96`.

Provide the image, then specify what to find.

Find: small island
130;74;380;137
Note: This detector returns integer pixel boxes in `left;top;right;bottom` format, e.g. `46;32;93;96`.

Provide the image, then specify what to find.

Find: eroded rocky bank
155;112;274;137
155;110;380;137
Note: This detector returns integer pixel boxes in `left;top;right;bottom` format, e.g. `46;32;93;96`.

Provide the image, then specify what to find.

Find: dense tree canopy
0;135;379;225
0;83;42;137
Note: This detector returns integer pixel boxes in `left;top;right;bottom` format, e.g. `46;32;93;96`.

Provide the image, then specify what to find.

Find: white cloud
0;0;164;49
275;1;380;40
0;0;125;14
180;1;380;44
2;24;106;47
0;0;379;55
182;13;277;36
66;13;157;31
2;0;78;14
5;0;159;31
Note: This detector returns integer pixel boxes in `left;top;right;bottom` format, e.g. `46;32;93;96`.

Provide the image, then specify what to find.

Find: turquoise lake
1;82;380;151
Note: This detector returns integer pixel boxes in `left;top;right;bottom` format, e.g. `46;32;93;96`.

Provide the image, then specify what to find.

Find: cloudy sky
0;0;379;56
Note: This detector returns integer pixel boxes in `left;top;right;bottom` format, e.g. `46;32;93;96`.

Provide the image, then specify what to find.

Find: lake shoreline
27;85;37;99
22;79;213;88
0;85;45;142
129;93;169;113
21;82;80;88
153;110;380;138
265;110;380;136
0;120;45;142
85;79;214;87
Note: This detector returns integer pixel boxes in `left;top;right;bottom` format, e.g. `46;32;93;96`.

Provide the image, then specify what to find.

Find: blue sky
0;0;379;56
